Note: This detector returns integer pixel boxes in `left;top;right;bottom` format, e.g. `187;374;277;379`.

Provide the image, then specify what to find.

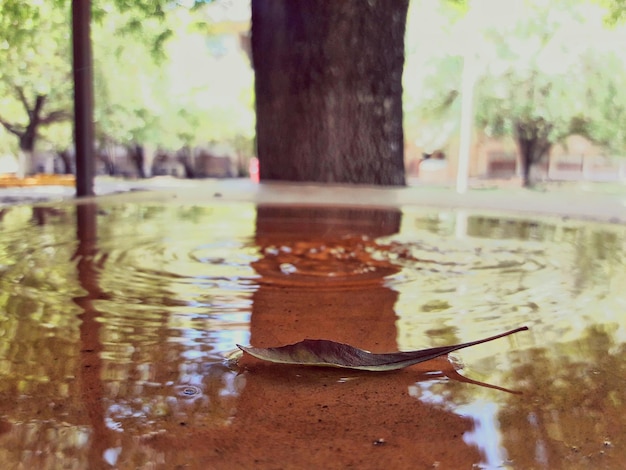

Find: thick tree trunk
176;147;196;178
514;120;552;187
57;150;74;174
15;95;45;177
96;147;116;176
129;144;146;178
251;0;408;186
16;151;33;179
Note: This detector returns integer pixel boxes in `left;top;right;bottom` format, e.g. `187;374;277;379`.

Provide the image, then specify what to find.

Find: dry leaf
237;326;528;371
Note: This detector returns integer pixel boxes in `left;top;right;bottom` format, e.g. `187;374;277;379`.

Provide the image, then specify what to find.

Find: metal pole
72;0;95;197
456;53;476;194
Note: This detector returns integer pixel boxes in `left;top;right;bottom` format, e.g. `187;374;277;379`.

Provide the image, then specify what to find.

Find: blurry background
1;0;626;187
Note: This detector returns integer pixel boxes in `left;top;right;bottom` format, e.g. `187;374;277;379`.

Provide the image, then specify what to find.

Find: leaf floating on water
237;326;528;371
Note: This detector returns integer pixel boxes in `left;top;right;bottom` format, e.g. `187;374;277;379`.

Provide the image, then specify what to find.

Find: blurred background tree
601;0;626;23
0;0;254;177
0;1;73;176
404;0;626;186
1;0;626;185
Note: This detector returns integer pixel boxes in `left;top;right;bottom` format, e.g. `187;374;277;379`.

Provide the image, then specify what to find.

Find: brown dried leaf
237;326;528;371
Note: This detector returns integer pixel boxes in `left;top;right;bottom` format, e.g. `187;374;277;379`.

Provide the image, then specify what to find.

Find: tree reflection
73;202;113;466
2;201;622;468
0;205;87;466
216;206;484;468
499;324;626;469
135;205;490;468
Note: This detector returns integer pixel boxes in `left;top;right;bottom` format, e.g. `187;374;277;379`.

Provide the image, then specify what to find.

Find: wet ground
1;176;626;223
0;182;625;468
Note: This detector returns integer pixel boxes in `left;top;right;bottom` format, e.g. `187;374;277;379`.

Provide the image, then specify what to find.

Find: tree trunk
97;149;116;176
514;120;552;187
57;150;74;174
16;151;33;179
251;0;408;186
177;147;196;178
129;144;146;179
14;95;46;178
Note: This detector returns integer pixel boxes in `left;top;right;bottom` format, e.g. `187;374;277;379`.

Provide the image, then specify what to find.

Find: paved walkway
2;176;626;224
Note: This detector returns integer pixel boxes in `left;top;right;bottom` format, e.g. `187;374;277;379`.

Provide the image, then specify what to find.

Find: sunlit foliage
404;0;626;184
0;0;253;174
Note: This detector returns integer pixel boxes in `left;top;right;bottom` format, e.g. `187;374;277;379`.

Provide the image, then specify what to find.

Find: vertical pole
72;0;95;197
456;54;476;194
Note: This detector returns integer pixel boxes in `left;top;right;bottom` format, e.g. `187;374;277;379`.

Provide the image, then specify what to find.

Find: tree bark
57;150;74;174
97;150;116;176
514;119;552;187
251;0;408;186
129;144;146;178
176;146;196;178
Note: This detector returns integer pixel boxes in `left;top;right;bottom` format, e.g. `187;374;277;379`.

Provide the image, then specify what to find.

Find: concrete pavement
2;176;626;224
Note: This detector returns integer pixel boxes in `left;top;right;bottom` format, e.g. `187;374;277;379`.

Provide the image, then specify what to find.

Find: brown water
0;200;625;469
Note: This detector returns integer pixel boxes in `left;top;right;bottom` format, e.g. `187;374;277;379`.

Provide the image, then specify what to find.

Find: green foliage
0;0;253;171
572;51;626;153
474;1;607;143
92;5;254;150
403;0;465;150
0;1;42;49
598;0;626;24
0;1;73;159
404;0;626;157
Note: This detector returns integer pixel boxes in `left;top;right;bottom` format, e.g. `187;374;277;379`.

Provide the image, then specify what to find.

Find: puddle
0;201;625;468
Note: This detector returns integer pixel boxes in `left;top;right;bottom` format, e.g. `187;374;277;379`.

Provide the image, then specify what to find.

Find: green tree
0;1;254;177
405;0;626;187
473;0;625;186
600;0;626;23
404;1;465;154
572;49;626;156
93;5;254;176
0;2;73;176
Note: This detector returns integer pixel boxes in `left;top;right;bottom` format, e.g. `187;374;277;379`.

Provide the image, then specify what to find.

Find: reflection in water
251;206;402;347
73;202;111;465
0;203;256;468
460;401;507;467
498;324;626;469
0;202;624;468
